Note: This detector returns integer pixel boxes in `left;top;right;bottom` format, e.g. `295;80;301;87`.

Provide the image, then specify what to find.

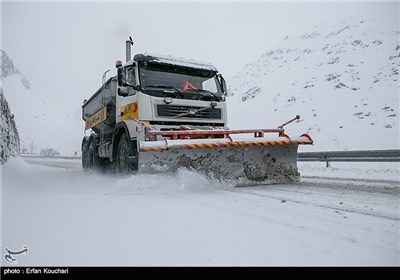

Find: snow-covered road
1;157;399;266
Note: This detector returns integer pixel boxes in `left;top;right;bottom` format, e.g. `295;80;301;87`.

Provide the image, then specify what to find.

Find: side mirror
118;66;139;90
218;74;227;95
117;67;125;87
118;87;139;97
118;87;129;97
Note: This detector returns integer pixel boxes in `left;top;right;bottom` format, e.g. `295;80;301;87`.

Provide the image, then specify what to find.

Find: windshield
139;63;222;100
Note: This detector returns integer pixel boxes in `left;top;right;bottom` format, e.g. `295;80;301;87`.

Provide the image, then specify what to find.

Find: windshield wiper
145;84;185;98
191;89;220;101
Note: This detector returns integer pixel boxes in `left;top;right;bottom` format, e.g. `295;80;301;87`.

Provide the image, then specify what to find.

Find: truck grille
156;105;222;119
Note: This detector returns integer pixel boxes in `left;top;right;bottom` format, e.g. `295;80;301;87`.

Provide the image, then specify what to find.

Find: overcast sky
1;1;397;111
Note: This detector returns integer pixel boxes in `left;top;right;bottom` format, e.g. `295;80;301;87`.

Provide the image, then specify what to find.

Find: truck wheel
82;140;89;170
116;134;131;173
87;141;99;171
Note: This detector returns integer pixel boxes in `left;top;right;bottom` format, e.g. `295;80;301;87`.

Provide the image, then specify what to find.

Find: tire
98;157;115;174
87;140;100;171
82;140;89;171
116;134;131;173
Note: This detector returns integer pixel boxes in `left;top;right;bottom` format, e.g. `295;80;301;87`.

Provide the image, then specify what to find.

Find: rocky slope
0;88;20;164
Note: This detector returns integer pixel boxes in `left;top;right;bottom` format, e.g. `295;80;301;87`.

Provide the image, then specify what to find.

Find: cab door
116;64;139;138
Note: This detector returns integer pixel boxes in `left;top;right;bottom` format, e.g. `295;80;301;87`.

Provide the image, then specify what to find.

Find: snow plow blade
138;132;313;185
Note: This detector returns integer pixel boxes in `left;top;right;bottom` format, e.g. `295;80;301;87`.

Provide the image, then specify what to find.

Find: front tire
116;134;131;173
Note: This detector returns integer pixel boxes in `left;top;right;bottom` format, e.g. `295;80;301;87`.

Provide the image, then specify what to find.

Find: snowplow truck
81;39;313;184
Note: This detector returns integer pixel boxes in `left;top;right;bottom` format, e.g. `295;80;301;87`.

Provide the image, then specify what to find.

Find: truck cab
117;53;227;136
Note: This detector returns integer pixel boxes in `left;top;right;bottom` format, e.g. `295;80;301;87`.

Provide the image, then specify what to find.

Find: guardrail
21;150;400;167
21;155;81;160
298;149;400;167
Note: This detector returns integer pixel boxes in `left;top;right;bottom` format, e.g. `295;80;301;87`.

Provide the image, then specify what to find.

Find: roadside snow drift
1;157;398;266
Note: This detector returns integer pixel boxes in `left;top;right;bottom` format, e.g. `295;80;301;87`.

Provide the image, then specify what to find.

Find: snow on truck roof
129;53;218;72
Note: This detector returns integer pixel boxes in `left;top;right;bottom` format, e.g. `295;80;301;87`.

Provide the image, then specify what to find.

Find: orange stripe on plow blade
139;139;313;152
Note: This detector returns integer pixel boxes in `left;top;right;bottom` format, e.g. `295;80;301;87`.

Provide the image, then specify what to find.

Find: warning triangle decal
182;81;198;91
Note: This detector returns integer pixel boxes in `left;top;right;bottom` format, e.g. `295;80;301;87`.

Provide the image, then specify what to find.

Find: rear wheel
87;141;100;171
81;139;89;171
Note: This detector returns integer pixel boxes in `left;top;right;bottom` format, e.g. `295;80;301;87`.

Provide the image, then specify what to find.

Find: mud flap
138;144;300;185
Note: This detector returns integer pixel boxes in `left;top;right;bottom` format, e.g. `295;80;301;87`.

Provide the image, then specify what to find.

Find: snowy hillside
1;50;83;156
0;88;20;164
227;15;399;151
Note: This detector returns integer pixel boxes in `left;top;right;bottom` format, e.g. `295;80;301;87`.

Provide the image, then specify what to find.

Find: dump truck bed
82;77;117;122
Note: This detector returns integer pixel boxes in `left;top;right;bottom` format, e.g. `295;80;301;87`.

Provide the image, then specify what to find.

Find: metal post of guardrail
325;155;330;168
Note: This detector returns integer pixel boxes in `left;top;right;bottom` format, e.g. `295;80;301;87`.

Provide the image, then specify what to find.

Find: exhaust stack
126;36;134;62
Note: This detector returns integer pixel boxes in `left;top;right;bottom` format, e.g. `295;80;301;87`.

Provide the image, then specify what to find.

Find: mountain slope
0;88;20;164
227;15;399;151
1;50;83;155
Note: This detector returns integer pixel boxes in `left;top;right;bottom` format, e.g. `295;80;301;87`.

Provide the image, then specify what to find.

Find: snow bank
2;157;226;195
2;157;398;266
299;161;400;181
